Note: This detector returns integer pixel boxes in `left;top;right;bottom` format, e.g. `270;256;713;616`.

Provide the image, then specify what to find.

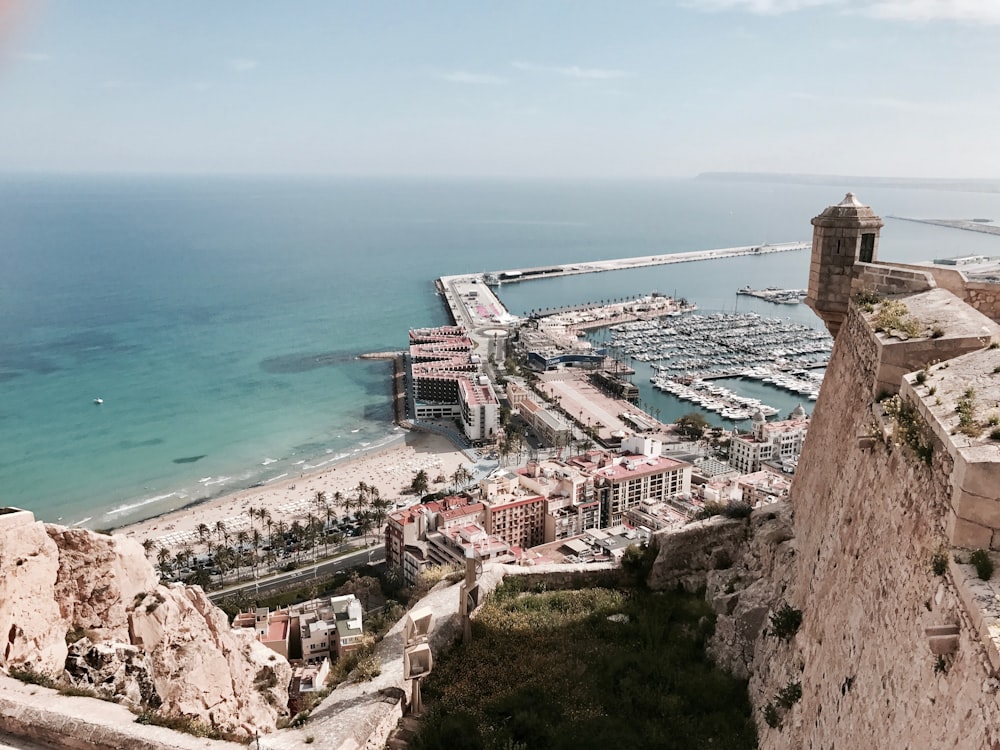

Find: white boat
93;398;103;405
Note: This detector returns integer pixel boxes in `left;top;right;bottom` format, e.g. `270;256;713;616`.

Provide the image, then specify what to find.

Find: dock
437;241;809;334
483;242;808;285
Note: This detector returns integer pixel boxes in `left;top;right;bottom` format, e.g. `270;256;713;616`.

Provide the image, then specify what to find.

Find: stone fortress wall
672;194;1000;749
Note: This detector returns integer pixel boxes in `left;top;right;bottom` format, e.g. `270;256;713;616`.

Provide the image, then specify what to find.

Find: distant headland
696;172;1000;193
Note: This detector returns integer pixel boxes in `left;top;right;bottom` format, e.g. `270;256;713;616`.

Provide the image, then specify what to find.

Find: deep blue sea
4;175;1000;528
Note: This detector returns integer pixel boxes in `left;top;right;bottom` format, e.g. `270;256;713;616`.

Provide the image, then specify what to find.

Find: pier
437;241;809;335
484;242;808;285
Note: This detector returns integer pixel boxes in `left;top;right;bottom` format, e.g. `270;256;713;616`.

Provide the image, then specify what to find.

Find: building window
859;233;875;263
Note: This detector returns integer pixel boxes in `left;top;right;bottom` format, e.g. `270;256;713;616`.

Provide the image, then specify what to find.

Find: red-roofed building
408;326;500;443
592;453;692;526
385;502;439;573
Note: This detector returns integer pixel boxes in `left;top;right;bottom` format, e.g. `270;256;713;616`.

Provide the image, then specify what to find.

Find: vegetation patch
870;299;925;339
853;289;883;312
956;388;983;438
769;604;802;641
971;549;994;581
412;584;756;750
8;665;56;689
880;394;934;465
134;710;244;742
931;550;948;576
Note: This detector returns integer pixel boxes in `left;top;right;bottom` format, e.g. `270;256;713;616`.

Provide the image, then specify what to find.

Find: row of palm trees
144;480;395;588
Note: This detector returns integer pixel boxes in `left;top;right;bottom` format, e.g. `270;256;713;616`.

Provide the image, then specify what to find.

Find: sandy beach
113;431;472;556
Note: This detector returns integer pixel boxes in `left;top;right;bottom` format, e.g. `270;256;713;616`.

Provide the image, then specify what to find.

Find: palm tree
260;509;273;549
250;528;263;578
235;529;250;582
352;481;371;519
213;546;234;586
274;519;288;558
356;509;375;547
369;491;392;548
214;519;230;549
156;546;172;578
410;469;429;496
289;520;305;562
451;465;473;491
321;500;334;556
246;505;257;531
196;522;211;549
141;538;156;558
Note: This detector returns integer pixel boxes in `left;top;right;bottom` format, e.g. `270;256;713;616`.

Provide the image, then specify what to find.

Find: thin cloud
100;80;124;89
679;0;840;14
511;61;632;80
9;51;50;62
441;71;507;85
680;0;1000;22
864;0;1000;23
227;58;258;73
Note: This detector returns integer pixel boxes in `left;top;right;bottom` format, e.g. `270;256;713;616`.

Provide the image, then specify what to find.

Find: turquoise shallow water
3;175;1000;527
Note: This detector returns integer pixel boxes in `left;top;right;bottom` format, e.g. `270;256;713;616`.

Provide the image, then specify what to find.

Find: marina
594;312;832;421
737;286;808;305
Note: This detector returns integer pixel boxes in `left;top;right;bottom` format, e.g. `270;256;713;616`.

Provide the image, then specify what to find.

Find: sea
4;174;1000;529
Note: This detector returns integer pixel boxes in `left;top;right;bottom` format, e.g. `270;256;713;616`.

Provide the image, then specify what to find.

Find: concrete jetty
483;241;808;285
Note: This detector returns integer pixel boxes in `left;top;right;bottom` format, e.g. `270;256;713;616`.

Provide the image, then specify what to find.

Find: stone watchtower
804;193;884;337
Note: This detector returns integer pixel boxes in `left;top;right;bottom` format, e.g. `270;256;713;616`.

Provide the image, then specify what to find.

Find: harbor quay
482;241;808;285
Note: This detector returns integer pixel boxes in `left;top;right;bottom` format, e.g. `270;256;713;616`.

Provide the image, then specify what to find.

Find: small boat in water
93;398;103;405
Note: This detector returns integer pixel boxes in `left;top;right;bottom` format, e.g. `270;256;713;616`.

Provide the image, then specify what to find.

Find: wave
106;492;177;516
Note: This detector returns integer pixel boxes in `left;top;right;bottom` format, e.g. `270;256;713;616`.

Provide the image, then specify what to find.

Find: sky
0;0;998;178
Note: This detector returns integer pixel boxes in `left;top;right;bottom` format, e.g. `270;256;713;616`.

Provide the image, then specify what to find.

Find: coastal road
208;544;386;603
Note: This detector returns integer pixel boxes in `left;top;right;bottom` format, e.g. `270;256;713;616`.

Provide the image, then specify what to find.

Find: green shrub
763;702;782;729
956;388;982;437
769;604;802;641
620;541;658;587
414;586;757;749
723;502;754;519
931;327;944;339
776;681;802;709
991;428;1000;441
915;370;928;385
8;666;56;689
931;551;948;576
872;299;924;338
971;549;994;581
133;711;243;742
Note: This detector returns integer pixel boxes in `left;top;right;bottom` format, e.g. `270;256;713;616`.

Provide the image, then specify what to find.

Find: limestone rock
0;510;67;675
64;637;160;708
47;527;158;643
0;510;290;738
647;515;748;592
129;585;291;735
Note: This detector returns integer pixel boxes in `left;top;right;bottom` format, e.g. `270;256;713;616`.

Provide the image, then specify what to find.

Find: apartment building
730;407;809;474
591;453;692;526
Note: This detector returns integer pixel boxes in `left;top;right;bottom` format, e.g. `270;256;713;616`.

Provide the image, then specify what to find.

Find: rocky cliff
0;509;290;739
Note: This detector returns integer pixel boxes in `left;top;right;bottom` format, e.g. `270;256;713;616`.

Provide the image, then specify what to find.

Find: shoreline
111;430;473;556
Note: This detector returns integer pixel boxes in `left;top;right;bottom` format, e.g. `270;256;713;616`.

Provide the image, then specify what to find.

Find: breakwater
484;242;808;285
